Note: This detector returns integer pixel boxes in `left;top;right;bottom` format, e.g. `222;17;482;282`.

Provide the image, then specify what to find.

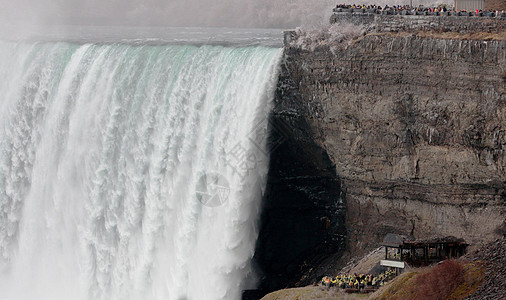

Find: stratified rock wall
275;33;505;259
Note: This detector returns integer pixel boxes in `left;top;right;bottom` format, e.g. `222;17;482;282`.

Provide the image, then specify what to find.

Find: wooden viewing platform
381;234;468;268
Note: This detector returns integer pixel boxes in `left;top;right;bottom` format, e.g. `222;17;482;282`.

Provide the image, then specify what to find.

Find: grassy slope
262;260;485;300
261;286;369;300
370;260;485;300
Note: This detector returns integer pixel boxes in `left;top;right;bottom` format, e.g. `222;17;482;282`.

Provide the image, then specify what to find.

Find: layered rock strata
272;31;505;266
252;17;505;299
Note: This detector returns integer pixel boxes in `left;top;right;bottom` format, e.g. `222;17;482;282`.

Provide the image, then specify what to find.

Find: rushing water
0;35;282;300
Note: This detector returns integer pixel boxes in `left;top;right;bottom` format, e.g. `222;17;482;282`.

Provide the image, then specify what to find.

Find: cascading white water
0;40;282;300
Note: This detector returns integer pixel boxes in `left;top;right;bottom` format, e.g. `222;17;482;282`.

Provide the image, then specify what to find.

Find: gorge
0;13;504;300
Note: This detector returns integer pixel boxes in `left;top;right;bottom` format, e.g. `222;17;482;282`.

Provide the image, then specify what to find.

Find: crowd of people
333;4;505;17
320;269;397;291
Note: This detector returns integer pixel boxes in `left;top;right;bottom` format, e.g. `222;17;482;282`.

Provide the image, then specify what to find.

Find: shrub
414;259;465;300
447;262;485;299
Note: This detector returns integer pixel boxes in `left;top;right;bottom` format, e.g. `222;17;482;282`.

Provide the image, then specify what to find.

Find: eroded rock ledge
282;30;504;251
253;25;505;296
279;31;505;256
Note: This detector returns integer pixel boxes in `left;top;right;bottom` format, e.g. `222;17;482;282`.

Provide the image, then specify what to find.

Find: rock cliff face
252;110;346;292
257;29;505;290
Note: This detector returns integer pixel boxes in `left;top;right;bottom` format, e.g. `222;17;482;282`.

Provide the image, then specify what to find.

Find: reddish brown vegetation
414;260;465;300
372;260;472;300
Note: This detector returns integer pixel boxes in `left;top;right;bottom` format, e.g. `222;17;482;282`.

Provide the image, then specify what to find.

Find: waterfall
0;40;282;300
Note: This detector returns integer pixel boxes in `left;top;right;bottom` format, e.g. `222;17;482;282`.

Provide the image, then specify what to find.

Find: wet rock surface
252;114;346;293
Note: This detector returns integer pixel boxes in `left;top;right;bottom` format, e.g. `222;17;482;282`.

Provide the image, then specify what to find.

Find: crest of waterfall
0;40;282;300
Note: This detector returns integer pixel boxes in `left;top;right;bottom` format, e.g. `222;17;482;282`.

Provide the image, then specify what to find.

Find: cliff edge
255;15;505;295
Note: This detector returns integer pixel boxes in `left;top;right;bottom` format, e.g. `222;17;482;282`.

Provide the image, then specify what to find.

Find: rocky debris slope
339;247;384;275
466;236;506;299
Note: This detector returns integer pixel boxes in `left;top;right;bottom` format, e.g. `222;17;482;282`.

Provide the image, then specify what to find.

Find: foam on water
0;40;282;300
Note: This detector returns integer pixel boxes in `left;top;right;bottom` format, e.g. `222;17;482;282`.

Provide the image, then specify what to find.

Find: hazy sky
0;0;451;29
